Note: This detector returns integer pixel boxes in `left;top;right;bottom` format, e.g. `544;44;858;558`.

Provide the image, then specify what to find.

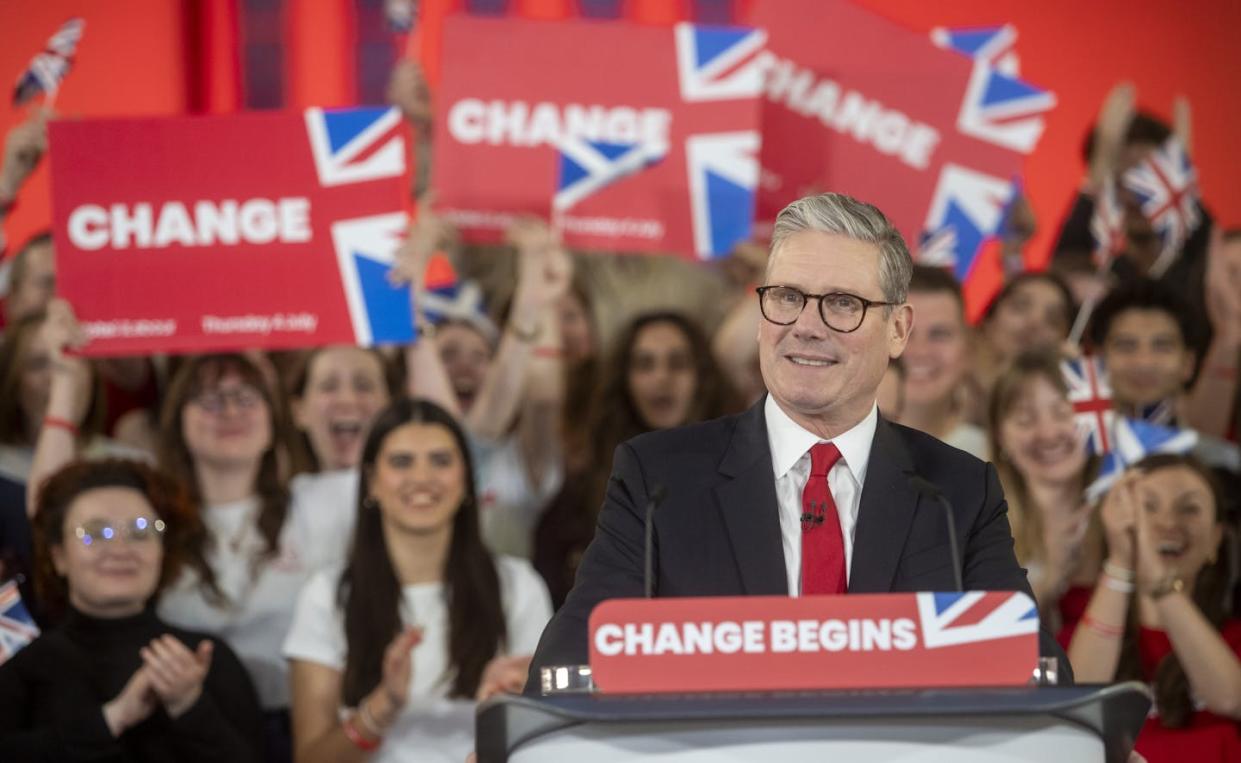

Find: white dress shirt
764;395;878;596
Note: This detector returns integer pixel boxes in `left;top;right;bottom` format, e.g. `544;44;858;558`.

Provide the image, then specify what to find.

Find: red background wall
2;0;1238;272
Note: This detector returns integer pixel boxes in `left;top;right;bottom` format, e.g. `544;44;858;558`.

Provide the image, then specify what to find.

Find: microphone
800;500;826;528
643;484;667;599
906;473;964;592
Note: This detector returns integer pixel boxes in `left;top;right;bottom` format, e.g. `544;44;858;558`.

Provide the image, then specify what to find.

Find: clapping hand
475;654;532;702
140;635;214;719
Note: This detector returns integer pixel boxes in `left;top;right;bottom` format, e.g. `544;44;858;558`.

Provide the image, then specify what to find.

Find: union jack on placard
1061;356;1115;455
933;24;1055;156
674;24;768;103
331;212;413;346
1122;136;1200;278
917;591;1038;649
1085;417;1198;502
554;138;666;213
305;107;406;187
685;131;760;259
13;17;84;106
920;164;1014;282
930;24;1019;76
0;581;39;665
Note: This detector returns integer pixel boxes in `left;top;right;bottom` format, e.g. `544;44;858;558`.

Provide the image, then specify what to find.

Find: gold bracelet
509;320;540;343
1148;575;1185;600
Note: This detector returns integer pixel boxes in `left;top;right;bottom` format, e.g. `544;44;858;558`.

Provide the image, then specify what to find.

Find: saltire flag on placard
0;581;39;665
1061;356;1116;454
554;138;667;212
1085;418;1198;502
432;17;763;260
1121;136;1201;278
916;591;1038;649
13;17;84;105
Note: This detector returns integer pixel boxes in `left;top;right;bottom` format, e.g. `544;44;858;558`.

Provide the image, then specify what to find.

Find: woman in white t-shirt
284;398;552;763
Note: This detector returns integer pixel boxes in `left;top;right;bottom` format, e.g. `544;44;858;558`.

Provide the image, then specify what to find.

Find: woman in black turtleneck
0;459;263;762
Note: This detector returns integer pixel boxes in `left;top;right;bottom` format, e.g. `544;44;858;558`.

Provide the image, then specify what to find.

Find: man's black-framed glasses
756;285;895;333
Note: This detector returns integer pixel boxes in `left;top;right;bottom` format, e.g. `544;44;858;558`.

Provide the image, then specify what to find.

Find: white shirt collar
764;395;878;484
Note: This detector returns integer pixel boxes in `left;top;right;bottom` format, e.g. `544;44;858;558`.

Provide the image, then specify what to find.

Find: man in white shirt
530;192;1068;678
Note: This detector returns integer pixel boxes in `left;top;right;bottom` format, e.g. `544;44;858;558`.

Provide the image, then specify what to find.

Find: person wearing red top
1069;453;1241;762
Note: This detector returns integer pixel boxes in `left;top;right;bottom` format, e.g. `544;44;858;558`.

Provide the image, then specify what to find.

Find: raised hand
389;192;456;291
387;59;433;128
140;635;214;719
1089;83;1136;189
42;298;93;426
1204;227;1241;345
507;217;572;319
475;654;532;702
1099;470;1141;572
102;665;159;737
0;108;51;200
1132;477;1173;593
363;627;425;731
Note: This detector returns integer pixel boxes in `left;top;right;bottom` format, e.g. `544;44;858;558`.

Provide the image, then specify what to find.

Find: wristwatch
1148;574;1185;600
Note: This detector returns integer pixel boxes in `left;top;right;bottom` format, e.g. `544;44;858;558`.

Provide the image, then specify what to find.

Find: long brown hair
1114;453;1236;727
0;312;106;446
338;398;505;703
158;354;291;598
32;458;210;620
987;350;1098;566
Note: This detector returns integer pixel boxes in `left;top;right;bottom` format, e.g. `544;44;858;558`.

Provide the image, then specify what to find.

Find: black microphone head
907;473;944;498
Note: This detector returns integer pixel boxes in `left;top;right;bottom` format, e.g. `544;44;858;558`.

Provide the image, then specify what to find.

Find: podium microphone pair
640;474;963;598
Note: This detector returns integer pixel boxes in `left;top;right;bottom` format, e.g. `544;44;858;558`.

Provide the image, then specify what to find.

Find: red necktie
801;442;846;595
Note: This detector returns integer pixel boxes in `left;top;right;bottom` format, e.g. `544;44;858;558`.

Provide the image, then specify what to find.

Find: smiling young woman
284;398;551;763
988;350;1102;637
1068;453;1241;762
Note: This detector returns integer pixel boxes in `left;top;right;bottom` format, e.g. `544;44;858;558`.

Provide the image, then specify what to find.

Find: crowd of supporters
0;62;1238;763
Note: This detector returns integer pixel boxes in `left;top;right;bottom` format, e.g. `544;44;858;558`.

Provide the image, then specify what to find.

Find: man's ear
889;303;914;357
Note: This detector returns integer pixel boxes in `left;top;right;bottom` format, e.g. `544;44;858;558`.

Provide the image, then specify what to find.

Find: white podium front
477;684;1150;763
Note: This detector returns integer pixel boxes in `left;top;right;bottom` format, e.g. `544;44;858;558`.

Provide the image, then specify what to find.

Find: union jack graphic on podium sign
1122;136;1201;277
0;581;39;665
305;107;406;187
917;591;1038;649
1061;356;1115;454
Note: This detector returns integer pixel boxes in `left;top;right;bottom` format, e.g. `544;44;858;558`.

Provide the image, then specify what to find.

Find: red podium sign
589;592;1038;694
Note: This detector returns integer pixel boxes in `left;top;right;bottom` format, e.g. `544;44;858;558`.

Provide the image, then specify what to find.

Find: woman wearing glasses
0;458;263;761
30;341;356;762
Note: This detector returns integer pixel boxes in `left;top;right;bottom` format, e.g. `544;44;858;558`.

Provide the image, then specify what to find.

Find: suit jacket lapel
849;417;921;593
713;399;788;596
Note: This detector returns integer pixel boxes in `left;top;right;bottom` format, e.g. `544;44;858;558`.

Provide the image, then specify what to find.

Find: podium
477;683;1151;763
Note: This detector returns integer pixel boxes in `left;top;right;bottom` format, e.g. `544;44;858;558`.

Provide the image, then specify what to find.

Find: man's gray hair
768;193;913;304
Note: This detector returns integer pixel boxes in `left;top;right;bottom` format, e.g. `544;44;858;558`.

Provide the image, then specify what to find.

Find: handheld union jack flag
1122;136;1200;278
553;138;666;213
1061;356;1115;454
916;591;1038;649
0;580;39;665
13;18;84;106
1090;178;1127;271
915;226;958;269
1086;417;1198;502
